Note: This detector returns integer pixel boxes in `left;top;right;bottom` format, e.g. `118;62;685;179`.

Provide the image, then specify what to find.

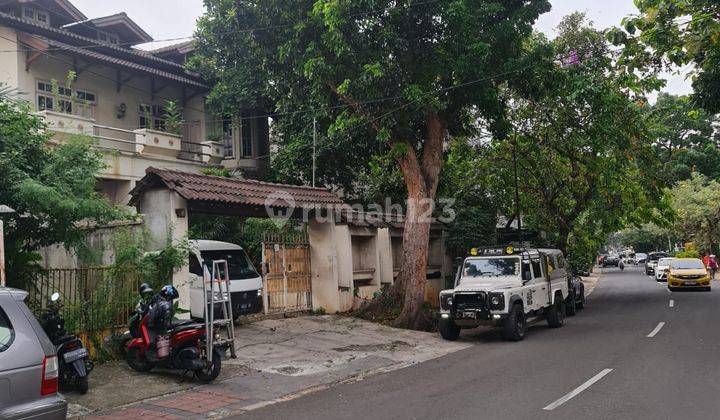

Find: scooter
123;284;226;382
39;292;93;394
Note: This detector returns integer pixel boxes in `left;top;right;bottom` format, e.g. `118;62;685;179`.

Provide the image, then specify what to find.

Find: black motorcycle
40;292;94;394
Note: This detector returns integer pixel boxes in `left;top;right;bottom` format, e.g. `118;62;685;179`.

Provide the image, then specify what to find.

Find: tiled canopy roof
0;11;205;87
129;168;345;210
45;38;206;88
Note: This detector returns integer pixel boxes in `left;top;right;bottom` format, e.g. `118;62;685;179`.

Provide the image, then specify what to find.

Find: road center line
647;322;665;338
543;369;613;411
669;299;674;308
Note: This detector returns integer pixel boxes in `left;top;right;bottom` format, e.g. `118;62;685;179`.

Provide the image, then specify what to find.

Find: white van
188;240;263;319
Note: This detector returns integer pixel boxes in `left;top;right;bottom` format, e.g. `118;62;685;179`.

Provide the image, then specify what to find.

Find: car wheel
546;296;565;328
566;293;577;316
439;317;461;341
502;304;526;341
577;289;585;309
705;287;712;292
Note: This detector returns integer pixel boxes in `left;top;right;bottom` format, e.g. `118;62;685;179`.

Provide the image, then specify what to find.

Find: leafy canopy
610;0;720;111
0;95;119;287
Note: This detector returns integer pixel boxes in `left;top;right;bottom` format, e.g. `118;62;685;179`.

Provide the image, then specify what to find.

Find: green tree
191;0;551;329
647;93;720;184
670;173;720;253
488;14;667;266
0;94;119;288
611;0;720;112
615;223;671;253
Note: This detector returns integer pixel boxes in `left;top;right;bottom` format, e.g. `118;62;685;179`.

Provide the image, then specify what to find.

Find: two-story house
0;0;270;205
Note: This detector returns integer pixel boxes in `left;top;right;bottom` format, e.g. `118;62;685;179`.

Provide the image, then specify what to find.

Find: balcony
38;112;224;165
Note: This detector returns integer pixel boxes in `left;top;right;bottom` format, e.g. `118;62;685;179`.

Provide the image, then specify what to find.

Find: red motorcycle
123;284;225;382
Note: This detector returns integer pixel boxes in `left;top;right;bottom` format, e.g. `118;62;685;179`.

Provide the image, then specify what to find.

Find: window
557;255;565;269
241;112;252;157
0;306;14;353
21;7;50;26
189;255;203;276
36;81;95;117
139;104;166;131
531;259;543;279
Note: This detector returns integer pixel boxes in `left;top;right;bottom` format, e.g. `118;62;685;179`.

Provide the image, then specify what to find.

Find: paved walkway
69;315;470;418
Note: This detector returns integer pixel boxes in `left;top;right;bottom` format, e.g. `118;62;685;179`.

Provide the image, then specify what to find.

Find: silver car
0;287;67;419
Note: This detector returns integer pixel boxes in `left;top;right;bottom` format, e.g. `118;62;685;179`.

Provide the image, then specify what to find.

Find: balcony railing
38;111;225;165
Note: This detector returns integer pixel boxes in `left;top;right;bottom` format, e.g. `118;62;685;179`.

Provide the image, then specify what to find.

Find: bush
674;249;700;259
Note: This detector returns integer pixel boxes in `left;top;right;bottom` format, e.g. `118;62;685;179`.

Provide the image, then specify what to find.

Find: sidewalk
69;315;470;418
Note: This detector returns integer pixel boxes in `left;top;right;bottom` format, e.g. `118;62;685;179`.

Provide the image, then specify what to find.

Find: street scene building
1;0;719;419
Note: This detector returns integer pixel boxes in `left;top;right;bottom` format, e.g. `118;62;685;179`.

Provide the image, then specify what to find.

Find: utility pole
0;205;15;288
512;132;522;244
312;117;317;188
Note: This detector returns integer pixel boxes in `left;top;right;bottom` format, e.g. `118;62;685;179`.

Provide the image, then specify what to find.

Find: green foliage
486;15;667;266
675;249;700;259
612;0;720;112
200;166;232;177
0;93;120;289
670;173;720;253
111;227;190;291
190;0;552;197
163;100;184;135
615;224;671;253
646;94;720;184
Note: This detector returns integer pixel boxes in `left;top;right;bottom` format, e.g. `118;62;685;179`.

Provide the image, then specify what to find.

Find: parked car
0;287;67;419
645;252;668;275
655;257;676;282
438;246;568;342
188;240;263;319
565;273;586;316
667;258;712;291
602;254;620;267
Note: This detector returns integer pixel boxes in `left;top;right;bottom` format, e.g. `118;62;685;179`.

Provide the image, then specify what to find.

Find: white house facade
0;0;270;205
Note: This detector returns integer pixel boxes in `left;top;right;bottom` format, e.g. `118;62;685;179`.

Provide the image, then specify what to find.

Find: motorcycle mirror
50;292;60;302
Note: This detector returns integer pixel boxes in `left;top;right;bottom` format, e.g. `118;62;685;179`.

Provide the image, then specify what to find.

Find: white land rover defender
438;246;569;342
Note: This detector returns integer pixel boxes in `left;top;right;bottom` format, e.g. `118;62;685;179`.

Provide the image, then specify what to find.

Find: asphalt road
238;267;720;419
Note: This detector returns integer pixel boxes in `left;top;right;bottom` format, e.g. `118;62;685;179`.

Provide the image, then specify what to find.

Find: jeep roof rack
467;245;541;259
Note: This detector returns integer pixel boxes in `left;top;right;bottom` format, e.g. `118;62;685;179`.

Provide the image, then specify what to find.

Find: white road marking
669;299;674;308
647;322;665;338
543;369;613;411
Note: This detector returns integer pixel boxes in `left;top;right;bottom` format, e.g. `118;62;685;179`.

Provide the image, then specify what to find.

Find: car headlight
488;293;505;310
440;294;453;310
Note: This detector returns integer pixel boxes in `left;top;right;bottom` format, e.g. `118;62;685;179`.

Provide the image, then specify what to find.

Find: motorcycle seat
168;323;204;334
55;335;77;344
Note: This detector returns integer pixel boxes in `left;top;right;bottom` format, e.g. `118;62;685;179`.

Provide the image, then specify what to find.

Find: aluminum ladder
202;259;237;360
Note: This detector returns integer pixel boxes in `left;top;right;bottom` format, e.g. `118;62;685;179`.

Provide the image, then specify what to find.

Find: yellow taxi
667;258;712;291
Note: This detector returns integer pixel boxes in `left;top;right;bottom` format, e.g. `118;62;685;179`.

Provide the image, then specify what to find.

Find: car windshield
657;258;674;266
650;253;667;261
200;249;259;280
671;259;705;270
463;257;520;278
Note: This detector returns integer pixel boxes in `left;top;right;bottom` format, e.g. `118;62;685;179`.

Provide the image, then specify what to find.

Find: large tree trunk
391;112;445;330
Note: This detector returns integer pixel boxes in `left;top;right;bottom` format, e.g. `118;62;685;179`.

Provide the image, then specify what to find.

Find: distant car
635;253;648;264
602;255;620;267
667;258;712;291
655;257;676;282
645;252;668;275
0;287;67;419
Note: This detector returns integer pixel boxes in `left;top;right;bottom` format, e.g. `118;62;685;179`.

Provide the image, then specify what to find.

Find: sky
68;0;692;96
